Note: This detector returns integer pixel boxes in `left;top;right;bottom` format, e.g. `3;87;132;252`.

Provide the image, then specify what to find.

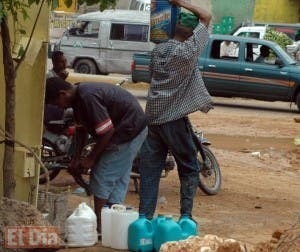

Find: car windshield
273;43;297;65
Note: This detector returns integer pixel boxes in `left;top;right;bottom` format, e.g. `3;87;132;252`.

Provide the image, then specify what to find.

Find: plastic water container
128;214;154;252
150;0;181;43
154;215;182;251
151;214;165;232
151;214;165;245
110;204;139;250
178;214;198;240
101;205;112;247
65;202;97;247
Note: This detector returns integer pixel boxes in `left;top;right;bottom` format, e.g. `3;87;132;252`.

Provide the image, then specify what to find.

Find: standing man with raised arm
139;0;212;220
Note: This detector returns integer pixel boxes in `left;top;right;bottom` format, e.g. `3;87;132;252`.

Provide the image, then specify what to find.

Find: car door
239;43;291;100
200;39;242;96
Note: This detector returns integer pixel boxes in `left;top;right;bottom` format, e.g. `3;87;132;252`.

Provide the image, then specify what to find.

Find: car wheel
296;92;300;112
74;59;97;74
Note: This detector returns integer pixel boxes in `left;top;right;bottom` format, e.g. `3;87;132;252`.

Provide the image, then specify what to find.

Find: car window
68;21;100;38
245;43;277;64
110;23;149;42
210;40;240;60
237;32;260;38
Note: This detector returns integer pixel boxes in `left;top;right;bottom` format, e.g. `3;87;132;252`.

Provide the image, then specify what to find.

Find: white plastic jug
110;204;139;250
66;202;97;247
101;205;112;247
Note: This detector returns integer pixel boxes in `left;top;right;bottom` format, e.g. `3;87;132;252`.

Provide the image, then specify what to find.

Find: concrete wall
0;4;49;204
253;0;300;23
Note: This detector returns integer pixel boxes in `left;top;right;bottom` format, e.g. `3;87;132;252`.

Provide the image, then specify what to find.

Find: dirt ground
49;96;300;251
2;92;297;251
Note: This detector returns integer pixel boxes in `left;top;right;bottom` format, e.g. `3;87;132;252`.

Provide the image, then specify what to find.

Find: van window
69;21;100;38
129;0;150;11
110;23;149;42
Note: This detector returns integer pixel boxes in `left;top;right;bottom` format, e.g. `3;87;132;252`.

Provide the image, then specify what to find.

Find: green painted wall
253;0;300;23
211;0;255;27
0;4;49;204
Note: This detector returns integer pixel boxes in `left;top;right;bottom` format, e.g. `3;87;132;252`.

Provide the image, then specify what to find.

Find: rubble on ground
253;220;300;252
0;197;49;252
160;218;300;252
160;234;247;252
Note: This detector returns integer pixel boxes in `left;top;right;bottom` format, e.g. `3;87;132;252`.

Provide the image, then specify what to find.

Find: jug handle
111;204;126;212
146;220;154;235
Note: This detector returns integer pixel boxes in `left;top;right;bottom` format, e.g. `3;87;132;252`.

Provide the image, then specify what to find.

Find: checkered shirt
146;23;213;125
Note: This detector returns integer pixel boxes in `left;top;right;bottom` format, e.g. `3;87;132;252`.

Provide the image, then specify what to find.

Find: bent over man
139;0;212;219
45;77;148;234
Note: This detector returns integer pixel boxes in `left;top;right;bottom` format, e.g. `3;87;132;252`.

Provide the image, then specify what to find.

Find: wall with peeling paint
253;0;300;23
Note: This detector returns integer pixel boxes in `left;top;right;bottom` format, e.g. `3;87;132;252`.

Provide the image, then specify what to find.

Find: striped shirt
146;22;213;125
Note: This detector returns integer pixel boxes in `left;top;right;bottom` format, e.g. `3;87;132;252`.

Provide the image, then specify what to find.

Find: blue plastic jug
128;214;154;252
154;215;182;251
151;214;165;233
151;214;165;246
150;0;181;43
178;214;198;240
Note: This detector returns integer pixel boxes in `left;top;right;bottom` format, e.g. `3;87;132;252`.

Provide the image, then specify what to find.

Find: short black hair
45;77;72;104
51;50;64;62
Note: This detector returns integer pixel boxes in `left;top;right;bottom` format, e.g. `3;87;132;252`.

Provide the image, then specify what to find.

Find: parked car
131;34;300;111
54;9;154;75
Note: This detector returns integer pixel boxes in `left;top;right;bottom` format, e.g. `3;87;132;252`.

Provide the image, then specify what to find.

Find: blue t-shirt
72;82;147;145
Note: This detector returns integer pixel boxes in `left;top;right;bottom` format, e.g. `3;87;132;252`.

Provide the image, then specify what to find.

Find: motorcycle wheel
198;145;221;195
39;139;61;184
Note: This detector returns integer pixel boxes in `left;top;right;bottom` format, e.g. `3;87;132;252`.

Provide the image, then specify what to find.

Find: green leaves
19;28;26;34
75;0;117;11
264;28;293;50
64;0;72;8
51;0;59;10
17;45;25;58
99;0;117;11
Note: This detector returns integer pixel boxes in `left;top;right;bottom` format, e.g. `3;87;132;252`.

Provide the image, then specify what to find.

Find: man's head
45;77;74;109
260;45;270;57
51;51;67;72
174;12;199;41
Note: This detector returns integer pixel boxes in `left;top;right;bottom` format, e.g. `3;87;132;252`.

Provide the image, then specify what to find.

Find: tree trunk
1;18;16;198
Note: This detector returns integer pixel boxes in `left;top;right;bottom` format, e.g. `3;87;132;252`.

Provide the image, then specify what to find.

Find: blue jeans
139;118;199;219
90;127;147;203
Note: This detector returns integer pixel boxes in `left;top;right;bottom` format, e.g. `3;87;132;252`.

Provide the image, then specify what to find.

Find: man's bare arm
169;0;212;27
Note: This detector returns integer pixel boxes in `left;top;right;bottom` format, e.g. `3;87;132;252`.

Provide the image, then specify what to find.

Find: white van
129;0;151;11
55;10;154;75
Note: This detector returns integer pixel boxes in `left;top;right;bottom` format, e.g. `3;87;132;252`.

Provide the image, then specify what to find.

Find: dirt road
53;83;300;251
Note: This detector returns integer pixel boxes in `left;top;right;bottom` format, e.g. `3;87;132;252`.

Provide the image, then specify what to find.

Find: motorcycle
40;112;222;196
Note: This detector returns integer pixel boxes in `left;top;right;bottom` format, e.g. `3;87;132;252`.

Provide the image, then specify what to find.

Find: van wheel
296;92;300;112
74;59;97;74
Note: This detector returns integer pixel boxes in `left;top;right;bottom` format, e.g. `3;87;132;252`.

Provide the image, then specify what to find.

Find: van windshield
68;20;100;38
